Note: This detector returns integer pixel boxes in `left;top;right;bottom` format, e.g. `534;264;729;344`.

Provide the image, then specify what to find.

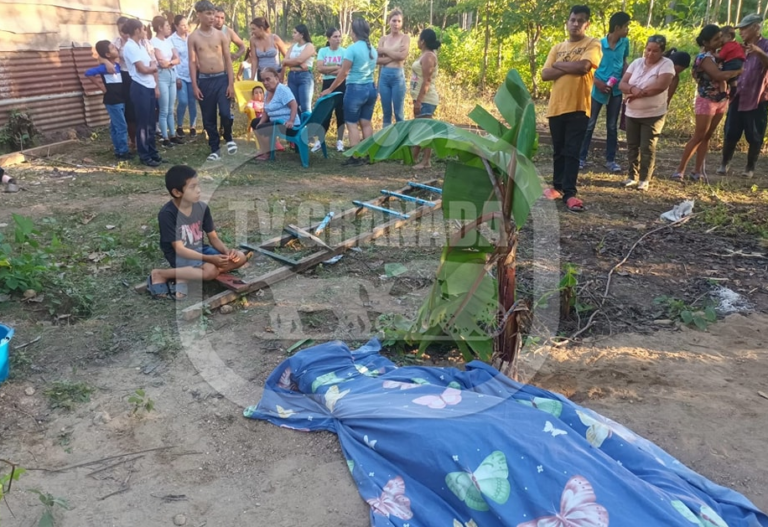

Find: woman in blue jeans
170;15;197;137
377;9;410;127
283;24;315;114
150;16;182;147
320;18;378;166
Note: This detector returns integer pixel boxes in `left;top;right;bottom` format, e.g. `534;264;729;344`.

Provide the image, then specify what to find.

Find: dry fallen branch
565;215;695;341
26;446;174;473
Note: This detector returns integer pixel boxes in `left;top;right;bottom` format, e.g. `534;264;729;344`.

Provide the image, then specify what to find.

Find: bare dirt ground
1;131;767;526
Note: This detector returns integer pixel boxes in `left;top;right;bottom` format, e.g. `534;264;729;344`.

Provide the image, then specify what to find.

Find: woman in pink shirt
619;35;676;191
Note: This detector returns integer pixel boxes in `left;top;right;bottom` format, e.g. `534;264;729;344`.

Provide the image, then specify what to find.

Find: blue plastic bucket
0;324;14;383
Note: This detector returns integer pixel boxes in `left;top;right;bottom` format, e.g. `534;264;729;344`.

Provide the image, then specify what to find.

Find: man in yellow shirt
541;5;602;212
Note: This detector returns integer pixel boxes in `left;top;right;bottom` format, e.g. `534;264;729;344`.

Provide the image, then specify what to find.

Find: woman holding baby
673;24;742;182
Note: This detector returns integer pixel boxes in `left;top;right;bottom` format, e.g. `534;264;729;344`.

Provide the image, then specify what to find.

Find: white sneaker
637;181;649;191
336;140;345;152
622;179;638;188
311;142;322;153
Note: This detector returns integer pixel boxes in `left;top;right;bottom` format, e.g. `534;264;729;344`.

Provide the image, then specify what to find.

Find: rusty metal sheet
0;94;85;134
0;49;81;99
0;47;109;134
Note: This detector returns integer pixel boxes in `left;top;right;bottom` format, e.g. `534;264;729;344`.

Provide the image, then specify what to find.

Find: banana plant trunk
494;241;521;380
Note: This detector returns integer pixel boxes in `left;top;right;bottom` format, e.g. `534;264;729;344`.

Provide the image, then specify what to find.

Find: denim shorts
418;103;437;118
343;82;378;123
173;245;221;268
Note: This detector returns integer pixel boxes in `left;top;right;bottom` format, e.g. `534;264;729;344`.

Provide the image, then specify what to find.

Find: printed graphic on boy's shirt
180;221;204;247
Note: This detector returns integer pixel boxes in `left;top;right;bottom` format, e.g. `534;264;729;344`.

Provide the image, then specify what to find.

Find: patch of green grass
44;381;94;411
698;202;768;238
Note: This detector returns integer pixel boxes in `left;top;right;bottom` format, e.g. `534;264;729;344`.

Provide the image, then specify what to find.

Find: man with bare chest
189;0;237;160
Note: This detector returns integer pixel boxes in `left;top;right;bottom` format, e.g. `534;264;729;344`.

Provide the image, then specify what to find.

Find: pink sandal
566;197;585;213
543;188;564;201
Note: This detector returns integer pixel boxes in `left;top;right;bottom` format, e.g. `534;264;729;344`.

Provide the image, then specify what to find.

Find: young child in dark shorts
147;165;248;299
718;26;746;95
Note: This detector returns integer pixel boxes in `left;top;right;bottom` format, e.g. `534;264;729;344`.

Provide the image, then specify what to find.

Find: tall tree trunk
526;22;541;99
647;0;655;26
281;0;289;37
496;38;502;70
727;0;732;24
442;12;448;29
764;0;768;20
231;0;240;34
736;0;743;24
705;0;712;23
383;0;388;34
665;0;676;24
480;0;490;90
713;0;722;22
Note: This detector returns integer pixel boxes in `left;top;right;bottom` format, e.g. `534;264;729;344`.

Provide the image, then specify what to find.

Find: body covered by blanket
244;340;767;527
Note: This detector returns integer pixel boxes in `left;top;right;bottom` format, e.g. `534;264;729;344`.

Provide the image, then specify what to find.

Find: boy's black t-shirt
100;72;125;106
158;200;215;266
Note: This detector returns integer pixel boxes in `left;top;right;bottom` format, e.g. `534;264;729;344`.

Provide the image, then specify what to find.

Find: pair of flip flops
542;189;585;213
146;275;187;300
206;142;239;161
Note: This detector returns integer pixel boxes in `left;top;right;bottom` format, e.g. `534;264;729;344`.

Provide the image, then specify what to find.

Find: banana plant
348;69;541;378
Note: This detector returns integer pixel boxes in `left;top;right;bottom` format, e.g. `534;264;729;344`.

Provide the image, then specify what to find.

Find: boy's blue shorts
172;245;221;269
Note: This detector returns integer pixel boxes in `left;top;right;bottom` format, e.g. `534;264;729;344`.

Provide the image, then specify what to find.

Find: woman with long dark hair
282;24;316;114
410;28;441;169
673;25;741;181
320;18;378;165
316;27;346;152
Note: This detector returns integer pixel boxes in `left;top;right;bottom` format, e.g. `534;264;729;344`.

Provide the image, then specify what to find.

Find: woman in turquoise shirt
320;18;378;165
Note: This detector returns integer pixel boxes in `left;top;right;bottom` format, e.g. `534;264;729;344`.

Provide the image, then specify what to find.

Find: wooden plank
181;197;443;320
0;139;80;168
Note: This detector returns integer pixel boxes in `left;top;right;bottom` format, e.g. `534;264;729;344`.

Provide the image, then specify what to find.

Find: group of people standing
89;5;442;169
88;2;237;166
245;10;441;167
543;5;768;212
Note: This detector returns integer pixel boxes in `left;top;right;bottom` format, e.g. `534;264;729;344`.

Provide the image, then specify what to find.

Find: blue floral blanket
244;339;767;527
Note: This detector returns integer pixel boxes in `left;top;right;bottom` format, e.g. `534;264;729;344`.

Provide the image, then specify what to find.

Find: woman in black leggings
315;27;346;152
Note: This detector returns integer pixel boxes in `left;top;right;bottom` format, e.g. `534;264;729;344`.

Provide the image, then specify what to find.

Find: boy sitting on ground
147;165;247;299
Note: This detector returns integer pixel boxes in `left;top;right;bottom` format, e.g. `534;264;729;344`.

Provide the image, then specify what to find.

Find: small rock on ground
92;411;112;425
173;514;187;526
24;387;35;396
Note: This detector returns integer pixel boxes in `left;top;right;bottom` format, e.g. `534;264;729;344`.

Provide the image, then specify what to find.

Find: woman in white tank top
282;24;316;114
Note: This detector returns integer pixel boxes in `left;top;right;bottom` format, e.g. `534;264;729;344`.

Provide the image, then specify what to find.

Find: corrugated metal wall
0;46;109;134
